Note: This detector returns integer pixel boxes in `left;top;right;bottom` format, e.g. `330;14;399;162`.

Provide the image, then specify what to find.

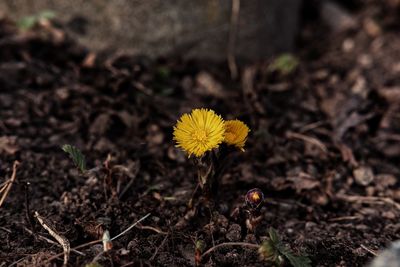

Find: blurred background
0;0;301;61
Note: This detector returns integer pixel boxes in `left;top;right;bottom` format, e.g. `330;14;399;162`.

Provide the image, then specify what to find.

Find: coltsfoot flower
224;120;250;151
173;108;225;157
245;188;264;209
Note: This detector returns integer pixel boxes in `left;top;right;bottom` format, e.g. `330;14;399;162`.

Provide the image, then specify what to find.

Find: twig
299;120;327;133
0;161;20;208
34;211;70;266
91;251;106;264
23;226;85;256
0;226;11;233
337;194;400;210
110;213;151;241
41;213;151;265
328;216;362;222
286;131;328;153
150;234;169;261
120;262;135;267
360;244;378;256
201;242;259;260
136;224;168;235
227;0;240;79
43;239;102;265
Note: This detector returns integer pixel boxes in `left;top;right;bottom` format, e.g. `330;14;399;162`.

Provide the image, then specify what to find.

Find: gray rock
0;0;301;61
369;241;400;267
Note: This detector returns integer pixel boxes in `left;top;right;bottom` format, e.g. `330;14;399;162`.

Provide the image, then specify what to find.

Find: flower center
192;129;208;143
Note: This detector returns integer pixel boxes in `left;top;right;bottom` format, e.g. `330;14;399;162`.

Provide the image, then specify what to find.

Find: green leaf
268;227;281;245
17;10;56;30
37;10;56;20
284;252;312;267
17;16;37;31
85;263;103;267
61;144;86;172
269;53;299;75
268;228;312;267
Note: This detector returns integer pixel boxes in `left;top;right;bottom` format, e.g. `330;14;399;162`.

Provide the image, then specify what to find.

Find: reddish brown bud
245;188;264;209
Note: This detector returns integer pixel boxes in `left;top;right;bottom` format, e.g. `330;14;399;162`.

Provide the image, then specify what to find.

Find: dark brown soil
1;1;400;266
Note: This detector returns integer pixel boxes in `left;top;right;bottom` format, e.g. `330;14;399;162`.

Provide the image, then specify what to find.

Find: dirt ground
1;0;400;266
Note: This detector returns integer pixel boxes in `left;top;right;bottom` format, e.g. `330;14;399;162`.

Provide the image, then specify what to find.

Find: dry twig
41;213;151;265
43;239;102;265
337;194;400;210
23;226;84;256
111;212;151;241
150;234;169;261
360;244;378;256
34;211;70;266
286;131;328;154
136;224;168;235
0;161;20;208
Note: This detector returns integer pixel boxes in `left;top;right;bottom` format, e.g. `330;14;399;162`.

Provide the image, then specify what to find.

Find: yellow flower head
224;119;250;151
173;108;225;157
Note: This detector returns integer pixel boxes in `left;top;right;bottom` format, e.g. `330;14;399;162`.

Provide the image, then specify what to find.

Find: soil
1;1;400;266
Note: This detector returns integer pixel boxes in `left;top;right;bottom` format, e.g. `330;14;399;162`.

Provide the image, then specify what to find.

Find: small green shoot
61;144;86;172
269;53;299;75
259;228;311;267
17;10;56;31
84;263;103;267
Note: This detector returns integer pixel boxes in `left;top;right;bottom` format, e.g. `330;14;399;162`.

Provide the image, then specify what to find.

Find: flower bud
245;188;264;209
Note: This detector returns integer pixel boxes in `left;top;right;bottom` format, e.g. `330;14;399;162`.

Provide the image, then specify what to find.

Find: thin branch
337;194;400;210
41;213;151;265
286;131;328;153
0;161;20;208
34;211;70;266
360;244;378;256
42;239;101;266
150;234;169;261
110;213;151;241
136;224;168;235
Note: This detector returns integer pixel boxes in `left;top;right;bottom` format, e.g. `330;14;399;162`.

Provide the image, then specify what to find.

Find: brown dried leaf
0;136;18;155
196;71;226;98
287;172;320;193
90;113;110;135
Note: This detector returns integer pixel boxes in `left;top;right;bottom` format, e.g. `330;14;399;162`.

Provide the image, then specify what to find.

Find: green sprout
259;228;311;267
269;53;299;75
17;10;56;31
199;228;310;266
61;144;86;172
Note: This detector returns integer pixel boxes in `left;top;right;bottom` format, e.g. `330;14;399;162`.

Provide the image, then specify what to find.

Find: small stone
382;211;396;220
342;38;354;52
353;166;374;186
305;221;317;230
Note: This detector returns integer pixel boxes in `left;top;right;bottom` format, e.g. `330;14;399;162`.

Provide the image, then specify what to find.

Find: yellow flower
173;108;225;157
224;120;250;151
